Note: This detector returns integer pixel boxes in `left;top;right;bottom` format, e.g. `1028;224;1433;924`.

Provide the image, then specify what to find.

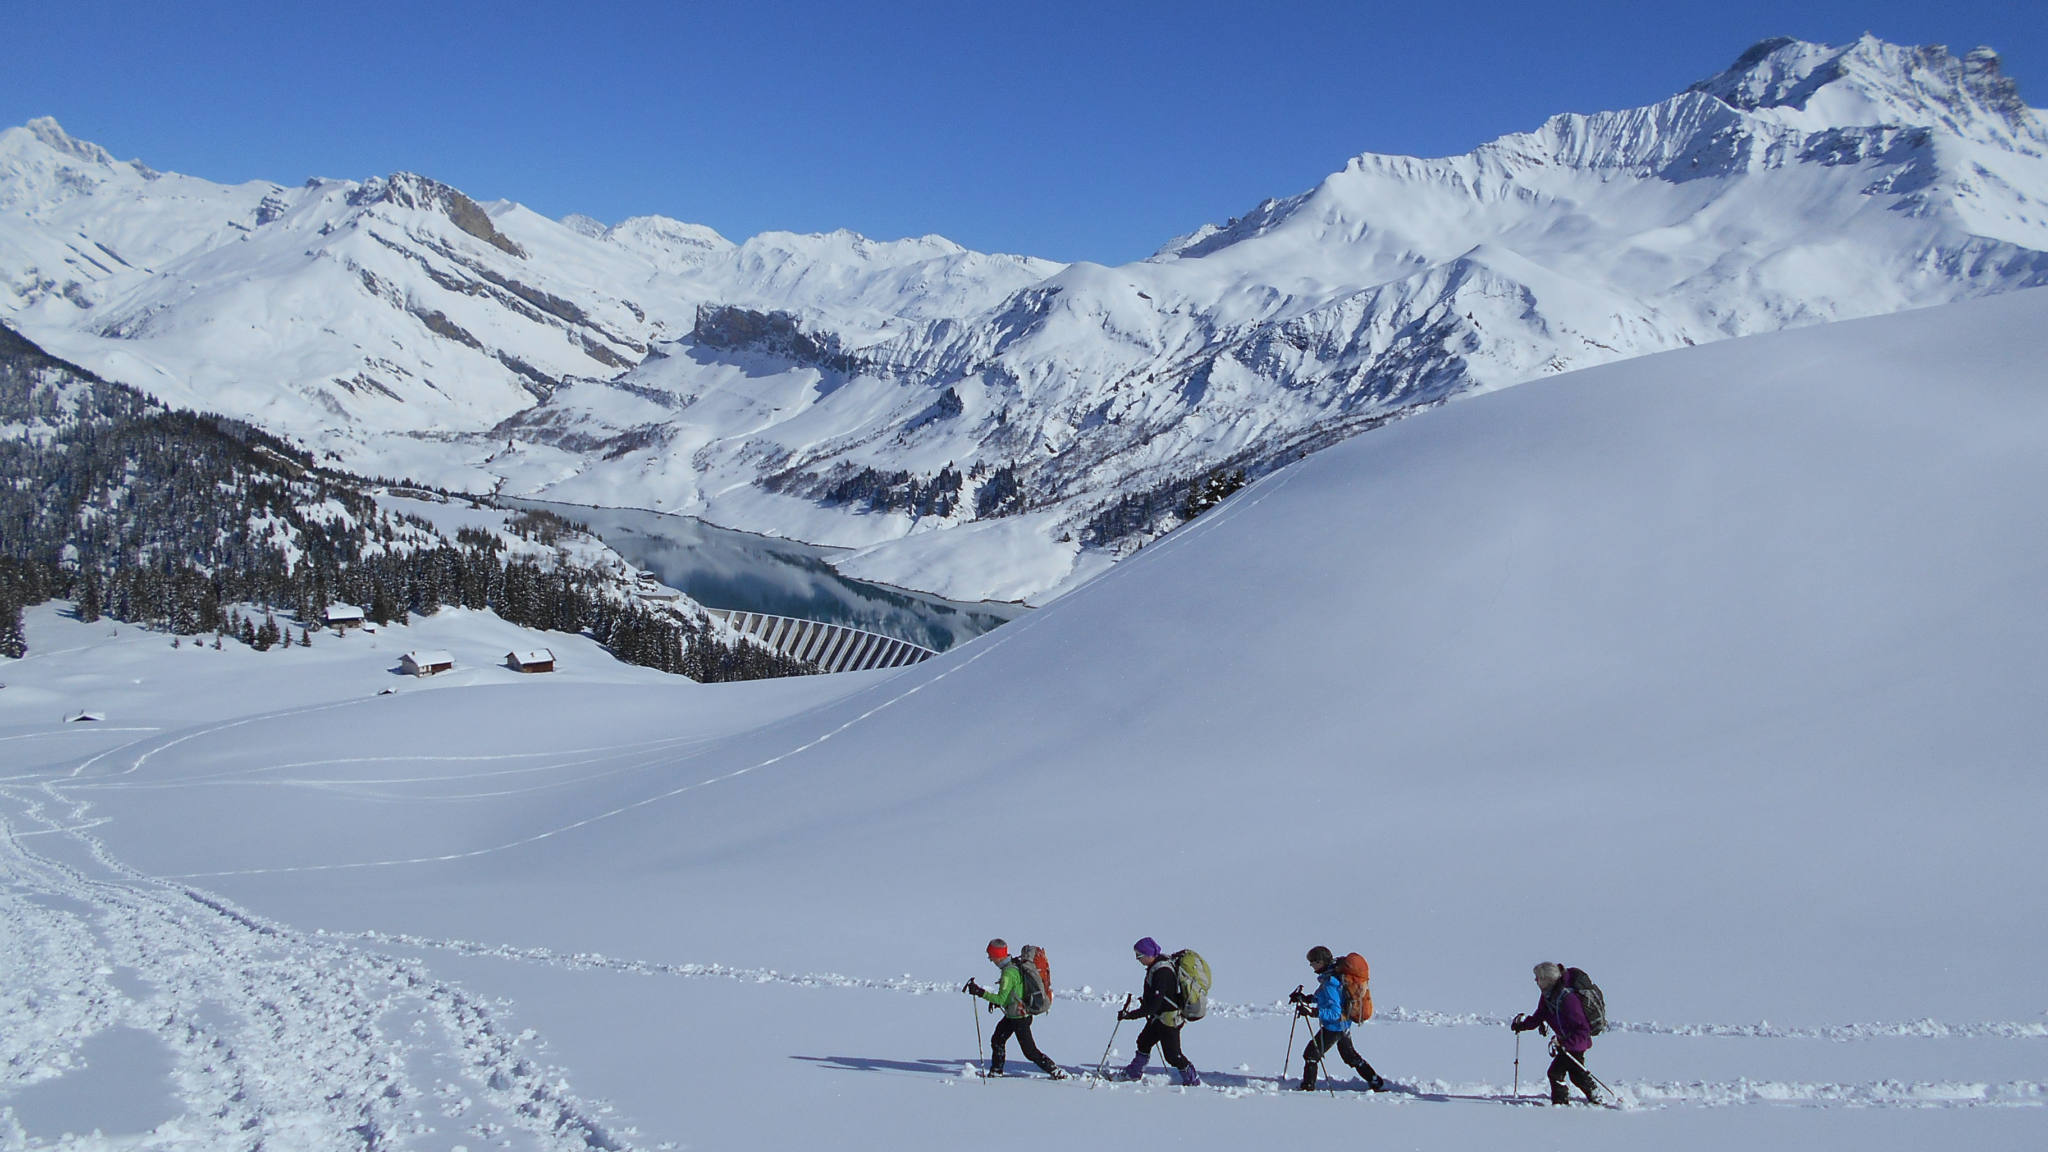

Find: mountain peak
600;214;734;274
1;118;158;211
1689;35;2041;146
349;172;526;257
22;116;118;167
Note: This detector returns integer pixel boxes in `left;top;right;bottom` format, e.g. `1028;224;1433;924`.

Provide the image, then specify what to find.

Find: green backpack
1173;950;1212;1022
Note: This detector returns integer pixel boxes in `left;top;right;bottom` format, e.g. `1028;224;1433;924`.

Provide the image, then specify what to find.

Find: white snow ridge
4;32;2048;1152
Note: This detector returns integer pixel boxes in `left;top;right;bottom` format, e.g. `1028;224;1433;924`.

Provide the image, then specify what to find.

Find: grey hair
1533;962;1564;987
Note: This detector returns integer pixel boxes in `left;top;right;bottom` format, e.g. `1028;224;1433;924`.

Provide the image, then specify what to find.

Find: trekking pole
1558;1047;1618;1103
1097;994;1131;1078
1513;1029;1521;1100
1280;986;1304;1084
972;992;985;1084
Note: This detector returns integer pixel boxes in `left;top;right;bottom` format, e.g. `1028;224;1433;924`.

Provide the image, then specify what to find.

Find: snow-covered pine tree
0;599;25;658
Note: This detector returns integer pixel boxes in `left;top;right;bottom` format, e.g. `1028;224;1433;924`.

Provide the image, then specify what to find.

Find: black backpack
1565;967;1607;1036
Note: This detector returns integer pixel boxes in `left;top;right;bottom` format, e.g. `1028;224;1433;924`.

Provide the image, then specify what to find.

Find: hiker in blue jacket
1290;945;1386;1091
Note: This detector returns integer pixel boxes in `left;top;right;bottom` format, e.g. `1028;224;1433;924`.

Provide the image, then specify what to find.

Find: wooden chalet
506;648;556;673
400;650;455;677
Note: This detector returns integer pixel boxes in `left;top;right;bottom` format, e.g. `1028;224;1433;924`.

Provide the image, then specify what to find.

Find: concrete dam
708;610;938;673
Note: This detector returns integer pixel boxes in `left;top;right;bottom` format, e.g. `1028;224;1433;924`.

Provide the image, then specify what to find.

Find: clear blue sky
7;2;2045;264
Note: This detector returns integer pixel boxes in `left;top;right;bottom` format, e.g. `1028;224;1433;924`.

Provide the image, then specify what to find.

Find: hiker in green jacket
963;938;1066;1078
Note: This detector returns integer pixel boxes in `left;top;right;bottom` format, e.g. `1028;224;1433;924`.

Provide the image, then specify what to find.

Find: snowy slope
6;288;2046;1149
5;35;2048;604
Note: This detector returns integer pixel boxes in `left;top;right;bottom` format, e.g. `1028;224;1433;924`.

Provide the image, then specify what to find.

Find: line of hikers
964;937;1608;1104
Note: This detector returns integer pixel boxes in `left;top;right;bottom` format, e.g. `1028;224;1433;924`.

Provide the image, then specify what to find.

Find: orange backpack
1335;952;1373;1022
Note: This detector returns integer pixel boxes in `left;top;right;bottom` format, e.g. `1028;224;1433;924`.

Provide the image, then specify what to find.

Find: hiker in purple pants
1511;961;1600;1104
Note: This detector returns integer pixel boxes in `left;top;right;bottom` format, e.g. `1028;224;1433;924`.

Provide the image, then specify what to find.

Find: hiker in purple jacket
1510;961;1600;1104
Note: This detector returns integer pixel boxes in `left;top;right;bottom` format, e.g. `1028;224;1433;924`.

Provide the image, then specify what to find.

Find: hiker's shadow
793;1055;1287;1091
792;1055;970;1080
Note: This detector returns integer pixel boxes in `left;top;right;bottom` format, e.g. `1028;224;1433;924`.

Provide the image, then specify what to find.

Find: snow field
6;288;2048;1149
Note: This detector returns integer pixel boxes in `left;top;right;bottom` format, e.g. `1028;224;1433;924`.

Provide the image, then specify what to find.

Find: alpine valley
5;34;2047;602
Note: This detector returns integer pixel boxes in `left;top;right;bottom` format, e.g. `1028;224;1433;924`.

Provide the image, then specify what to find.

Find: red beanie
986;938;1009;960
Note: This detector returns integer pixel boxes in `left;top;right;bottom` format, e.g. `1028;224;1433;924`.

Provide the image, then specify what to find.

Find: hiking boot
1367;1074;1389;1092
1046;1066;1069;1080
1118;1056;1148;1082
1178;1066;1202;1087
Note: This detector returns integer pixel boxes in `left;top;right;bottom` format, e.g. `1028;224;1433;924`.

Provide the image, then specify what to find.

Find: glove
1117;1008;1143;1021
1511;1013;1527;1031
1295;1003;1315;1019
964;980;984;997
1288;989;1311;1006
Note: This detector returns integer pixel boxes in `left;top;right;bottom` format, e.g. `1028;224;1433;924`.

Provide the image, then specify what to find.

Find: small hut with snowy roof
506;649;556;673
400;650;454;677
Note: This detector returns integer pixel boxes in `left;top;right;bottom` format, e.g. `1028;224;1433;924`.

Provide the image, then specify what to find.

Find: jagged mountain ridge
0;123;1057;440
5;35;2047;602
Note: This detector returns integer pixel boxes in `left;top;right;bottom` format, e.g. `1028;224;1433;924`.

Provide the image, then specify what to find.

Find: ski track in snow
0;780;636;1152
4;470;2042;1149
338;928;2048;1112
338;927;2048;1041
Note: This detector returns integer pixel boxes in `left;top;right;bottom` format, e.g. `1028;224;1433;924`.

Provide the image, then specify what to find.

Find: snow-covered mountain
0;118;1056;445
6;35;2048;602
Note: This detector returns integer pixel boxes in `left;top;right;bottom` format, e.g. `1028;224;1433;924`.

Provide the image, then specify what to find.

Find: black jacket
1138;957;1183;1021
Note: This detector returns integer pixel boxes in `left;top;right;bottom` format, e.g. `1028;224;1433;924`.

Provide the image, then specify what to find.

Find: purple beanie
1133;937;1161;958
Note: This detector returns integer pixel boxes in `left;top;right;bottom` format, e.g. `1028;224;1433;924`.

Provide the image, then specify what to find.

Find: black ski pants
1301;1027;1378;1088
1548;1043;1598;1103
989;1014;1058;1074
1133;1019;1191;1070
